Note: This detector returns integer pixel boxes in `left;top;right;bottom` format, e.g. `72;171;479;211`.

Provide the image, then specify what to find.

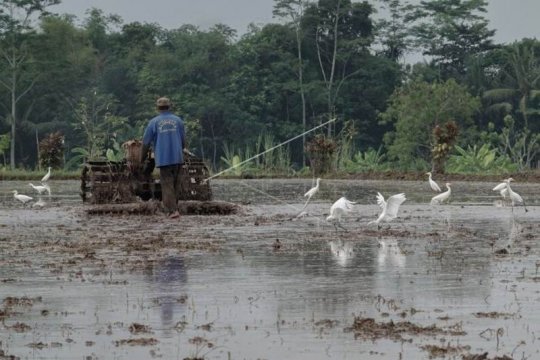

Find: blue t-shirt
142;111;186;167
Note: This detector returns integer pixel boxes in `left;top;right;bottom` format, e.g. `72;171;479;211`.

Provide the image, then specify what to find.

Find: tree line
0;0;539;174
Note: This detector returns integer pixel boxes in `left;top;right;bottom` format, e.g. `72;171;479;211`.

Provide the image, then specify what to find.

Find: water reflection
146;255;188;331
376;239;406;268
329;240;354;267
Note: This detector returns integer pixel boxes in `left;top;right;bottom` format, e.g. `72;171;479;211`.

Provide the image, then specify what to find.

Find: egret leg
300;197;311;212
335;221;348;232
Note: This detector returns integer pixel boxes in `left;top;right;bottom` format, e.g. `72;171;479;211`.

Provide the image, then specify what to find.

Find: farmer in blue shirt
141;97;186;219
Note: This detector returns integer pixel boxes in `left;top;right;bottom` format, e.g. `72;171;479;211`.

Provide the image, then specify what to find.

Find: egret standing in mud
326;197;356;231
41;166;51;182
368;192;406;229
301;178;321;211
430;183;451;205
29;183;50;195
504;178;528;212
425;172;441;192
12;190;33;204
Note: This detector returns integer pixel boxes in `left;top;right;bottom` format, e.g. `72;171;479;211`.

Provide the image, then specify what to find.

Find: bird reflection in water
377;239;406;268
329;240;354;267
149;255;188;331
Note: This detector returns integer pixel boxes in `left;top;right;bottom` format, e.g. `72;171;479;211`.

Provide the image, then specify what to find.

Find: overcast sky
52;0;540;45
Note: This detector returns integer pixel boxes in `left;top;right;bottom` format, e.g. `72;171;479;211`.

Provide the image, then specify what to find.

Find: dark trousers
159;164;183;214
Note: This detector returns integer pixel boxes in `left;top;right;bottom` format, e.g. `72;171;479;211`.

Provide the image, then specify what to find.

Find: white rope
204;117;336;182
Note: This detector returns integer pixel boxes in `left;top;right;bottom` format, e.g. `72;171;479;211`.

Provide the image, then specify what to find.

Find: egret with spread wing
425;172;441;192
492;178;510;200
326;197;356;231
368;192;406;229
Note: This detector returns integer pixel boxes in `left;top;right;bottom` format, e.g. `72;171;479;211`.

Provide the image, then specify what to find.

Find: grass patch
0;168;81;181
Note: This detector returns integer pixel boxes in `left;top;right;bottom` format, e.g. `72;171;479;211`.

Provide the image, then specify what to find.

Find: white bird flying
430;183;451;205
41;166;52;182
29;183;50;195
12;190;33;204
492;178;510;199
368;192;406;228
326;197;356;230
504;178;528;212
425;172;441;192
301;177;321;210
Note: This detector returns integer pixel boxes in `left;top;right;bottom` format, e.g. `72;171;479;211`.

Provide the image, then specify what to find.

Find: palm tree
483;41;540;129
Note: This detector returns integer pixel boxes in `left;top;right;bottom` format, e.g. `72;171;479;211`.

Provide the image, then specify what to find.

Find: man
141;97;186;219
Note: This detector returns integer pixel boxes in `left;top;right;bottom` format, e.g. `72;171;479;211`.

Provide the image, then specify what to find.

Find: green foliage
482;41;540;130
408;0;496;79
481;115;540;170
381;79;480;170
105;139;124;162
220;143;245;176
220;132;293;177
0;133;10;166
0;2;537;177
65;147;90;170
446;144;517;174
343;147;389;172
70;89;127;161
0;168;80;181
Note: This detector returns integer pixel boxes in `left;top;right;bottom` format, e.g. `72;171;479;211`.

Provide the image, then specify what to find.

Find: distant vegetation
0;0;539;177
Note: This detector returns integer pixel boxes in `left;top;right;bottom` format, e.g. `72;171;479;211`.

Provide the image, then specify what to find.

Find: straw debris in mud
344;316;466;341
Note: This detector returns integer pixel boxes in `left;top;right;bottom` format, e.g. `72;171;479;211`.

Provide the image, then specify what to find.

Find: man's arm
140;143;151;163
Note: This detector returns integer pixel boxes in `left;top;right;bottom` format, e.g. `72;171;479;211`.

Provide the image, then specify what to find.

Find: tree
0;0;60;169
380;79;480;170
482;40;540;130
409;0;496;80
374;0;414;62
302;0;375;134
273;0;308;165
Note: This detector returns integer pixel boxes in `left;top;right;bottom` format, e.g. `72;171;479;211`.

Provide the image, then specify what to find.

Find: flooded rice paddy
0;178;539;360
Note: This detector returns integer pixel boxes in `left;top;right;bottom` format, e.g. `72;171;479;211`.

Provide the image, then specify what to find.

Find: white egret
430;183;451;205
32;197;46;209
41;166;51;182
504;178;528;212
425;172;441;192
29;183;50;195
326;196;356;230
12;190;33;204
301;177;321;210
492;179;509;200
368;192;406;229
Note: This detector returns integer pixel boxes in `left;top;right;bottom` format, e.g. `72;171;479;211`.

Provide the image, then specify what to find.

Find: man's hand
142;159;154;175
140;144;151;163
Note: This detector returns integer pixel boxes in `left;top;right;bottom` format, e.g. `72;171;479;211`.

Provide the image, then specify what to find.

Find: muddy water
1;178;539;359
